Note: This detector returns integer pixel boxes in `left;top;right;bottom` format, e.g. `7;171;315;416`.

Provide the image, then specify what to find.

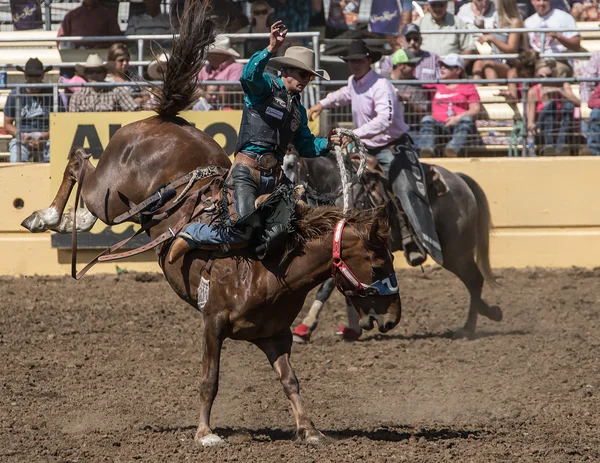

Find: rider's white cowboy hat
148;53;169;80
208;35;241;59
268;46;330;80
75;54;107;75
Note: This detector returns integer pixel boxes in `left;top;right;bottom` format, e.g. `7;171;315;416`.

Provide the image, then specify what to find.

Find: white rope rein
332;127;368;215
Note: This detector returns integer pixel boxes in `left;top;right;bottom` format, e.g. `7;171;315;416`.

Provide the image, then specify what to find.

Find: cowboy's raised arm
240;21;288;104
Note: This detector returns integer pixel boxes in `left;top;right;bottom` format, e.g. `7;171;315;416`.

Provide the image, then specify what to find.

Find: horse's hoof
292;323;312;344
21;208;58;232
488;305;503;322
336;326;361;342
298;429;325;444
452;327;475;340
197;433;224;447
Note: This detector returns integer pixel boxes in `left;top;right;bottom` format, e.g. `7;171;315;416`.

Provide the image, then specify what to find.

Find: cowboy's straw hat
148;53;169;80
75;54;107;75
208;35;241;58
268;46;330;80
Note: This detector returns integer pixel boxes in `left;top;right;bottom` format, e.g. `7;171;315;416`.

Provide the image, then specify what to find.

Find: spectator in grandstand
57;0;122;49
389;48;429;147
69;54;140;112
419;54;481;157
571;1;599;21
415;0;476;56
496;49;539;101
457;0;496;29
236;0;272;58
307;39;411;174
581;51;600;154
271;0;318;48
471;0;529;79
125;0;172;36
524;0;584;18
526;59;580;155
105;43;142;103
525;0;581;77
381;24;439;81
195;36;244;110
4;58;64;163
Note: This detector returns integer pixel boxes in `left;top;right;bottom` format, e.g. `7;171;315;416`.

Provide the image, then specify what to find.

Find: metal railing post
521;82;529;157
540;32;546;55
15;86;22;162
53;82;59;112
43;0;52;31
137;39;144;78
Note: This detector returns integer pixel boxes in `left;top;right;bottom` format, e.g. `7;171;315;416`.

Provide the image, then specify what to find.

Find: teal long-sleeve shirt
239;48;329;160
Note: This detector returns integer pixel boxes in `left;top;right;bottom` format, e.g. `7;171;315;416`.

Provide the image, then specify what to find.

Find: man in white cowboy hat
69;54;139;112
4;58;64;163
196;36;245;110
308;39;436;267
168;20;337;262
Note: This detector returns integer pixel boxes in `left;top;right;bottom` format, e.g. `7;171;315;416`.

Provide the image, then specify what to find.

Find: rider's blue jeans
419;115;475;157
587;107;600;155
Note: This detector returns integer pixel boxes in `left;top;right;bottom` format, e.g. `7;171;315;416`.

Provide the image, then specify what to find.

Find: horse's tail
154;0;217;119
458;173;498;287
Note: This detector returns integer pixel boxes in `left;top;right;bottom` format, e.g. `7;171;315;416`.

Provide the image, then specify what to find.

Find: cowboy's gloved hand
267;20;288;54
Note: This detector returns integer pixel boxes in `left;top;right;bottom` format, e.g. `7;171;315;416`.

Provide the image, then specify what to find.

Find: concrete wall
1;157;598;276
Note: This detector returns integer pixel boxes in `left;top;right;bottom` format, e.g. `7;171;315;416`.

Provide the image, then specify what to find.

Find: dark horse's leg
253;330;323;443
444;258;502;339
195;314;226;446
292;278;336;343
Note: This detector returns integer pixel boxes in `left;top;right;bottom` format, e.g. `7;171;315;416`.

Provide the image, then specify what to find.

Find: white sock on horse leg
302;300;323;328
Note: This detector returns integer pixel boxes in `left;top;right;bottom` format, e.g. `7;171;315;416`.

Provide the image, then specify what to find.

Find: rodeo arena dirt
2;0;600;461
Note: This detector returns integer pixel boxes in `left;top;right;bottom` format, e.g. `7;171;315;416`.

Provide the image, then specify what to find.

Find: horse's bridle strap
331;219;399;298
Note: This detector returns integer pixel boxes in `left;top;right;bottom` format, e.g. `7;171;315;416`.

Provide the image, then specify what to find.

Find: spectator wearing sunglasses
390;48;429;148
526;59;580;156
237;0;272;58
381;24;439;81
419;54;481;157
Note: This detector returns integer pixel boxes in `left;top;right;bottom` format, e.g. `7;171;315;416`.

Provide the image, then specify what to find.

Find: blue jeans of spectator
536;101;575;146
9;136;50;163
587;107;600;155
419;115;475;156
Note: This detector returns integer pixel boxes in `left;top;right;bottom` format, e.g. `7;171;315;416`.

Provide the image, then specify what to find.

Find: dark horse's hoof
488;305;503;322
451;327;476;340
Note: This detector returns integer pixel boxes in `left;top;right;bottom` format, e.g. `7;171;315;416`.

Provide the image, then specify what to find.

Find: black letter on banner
109;124;122;140
71;124;103;159
204;122;238;154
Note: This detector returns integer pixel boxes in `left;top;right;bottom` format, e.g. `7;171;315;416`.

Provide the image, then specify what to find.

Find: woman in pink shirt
419;54;481;157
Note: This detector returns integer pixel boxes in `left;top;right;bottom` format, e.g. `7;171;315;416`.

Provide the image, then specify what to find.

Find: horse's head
332;207;401;334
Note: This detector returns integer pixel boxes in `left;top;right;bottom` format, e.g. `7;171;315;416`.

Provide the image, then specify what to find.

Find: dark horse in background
20;0;401;447
283;151;503;340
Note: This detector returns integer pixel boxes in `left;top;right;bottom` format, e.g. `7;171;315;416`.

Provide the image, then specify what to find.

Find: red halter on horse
20;0;402;447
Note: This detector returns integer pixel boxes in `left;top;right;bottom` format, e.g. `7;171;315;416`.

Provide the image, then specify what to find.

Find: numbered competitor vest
235;79;303;159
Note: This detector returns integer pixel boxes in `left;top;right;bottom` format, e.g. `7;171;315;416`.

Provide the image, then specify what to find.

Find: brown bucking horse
20;0;401;446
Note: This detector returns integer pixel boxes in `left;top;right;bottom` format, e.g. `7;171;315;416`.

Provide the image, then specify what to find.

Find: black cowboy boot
398;210;427;267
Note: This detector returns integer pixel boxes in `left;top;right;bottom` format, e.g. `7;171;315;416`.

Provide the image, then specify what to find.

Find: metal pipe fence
4;67;600;161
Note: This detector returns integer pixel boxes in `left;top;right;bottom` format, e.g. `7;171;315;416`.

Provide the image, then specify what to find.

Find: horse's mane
283;205;390;261
153;0;216;119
